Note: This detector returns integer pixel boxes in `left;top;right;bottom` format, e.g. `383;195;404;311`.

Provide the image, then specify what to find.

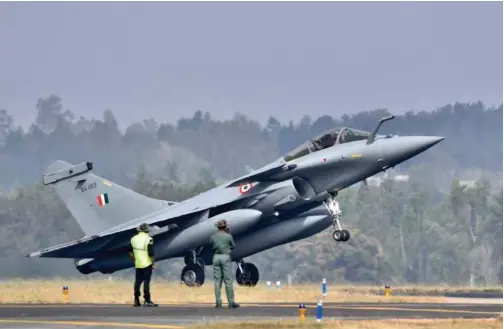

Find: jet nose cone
408;136;445;155
421;136;445;149
410;135;445;154
385;136;445;166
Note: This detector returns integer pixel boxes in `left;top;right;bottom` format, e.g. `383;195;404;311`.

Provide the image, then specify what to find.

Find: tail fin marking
44;160;171;236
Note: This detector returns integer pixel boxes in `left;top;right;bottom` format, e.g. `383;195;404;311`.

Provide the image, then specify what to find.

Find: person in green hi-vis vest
129;223;158;307
209;220;240;309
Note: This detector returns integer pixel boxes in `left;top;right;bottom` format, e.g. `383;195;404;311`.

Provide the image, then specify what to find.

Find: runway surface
0;301;502;329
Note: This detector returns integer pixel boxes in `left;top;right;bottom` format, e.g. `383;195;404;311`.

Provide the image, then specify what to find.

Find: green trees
0;95;501;284
249;178;502;285
0;96;501;190
0;154;501;285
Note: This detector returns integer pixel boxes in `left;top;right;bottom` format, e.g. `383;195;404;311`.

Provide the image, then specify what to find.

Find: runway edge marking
237;303;500;315
327;305;501;315
0;319;183;329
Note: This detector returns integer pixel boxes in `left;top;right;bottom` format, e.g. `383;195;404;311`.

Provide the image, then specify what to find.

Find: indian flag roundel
238;183;252;194
96;193;109;206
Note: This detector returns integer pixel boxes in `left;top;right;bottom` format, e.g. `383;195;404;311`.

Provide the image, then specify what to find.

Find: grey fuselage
75;132;444;275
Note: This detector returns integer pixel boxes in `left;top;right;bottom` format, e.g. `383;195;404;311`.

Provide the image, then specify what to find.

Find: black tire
342;229;350;241
333;230;344;241
181;264;205;287
236;262;259;287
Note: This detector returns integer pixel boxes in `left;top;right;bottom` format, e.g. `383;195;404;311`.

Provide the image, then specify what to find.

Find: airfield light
298;303;306;322
384;285;391;297
276;281;281;288
321;278;327;299
62;285;69;302
315;300;323;322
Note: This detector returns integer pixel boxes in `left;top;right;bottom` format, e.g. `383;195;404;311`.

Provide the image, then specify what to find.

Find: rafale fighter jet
28;115;444;287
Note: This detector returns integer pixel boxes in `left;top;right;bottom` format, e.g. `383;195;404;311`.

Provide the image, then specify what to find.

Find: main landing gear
180;252;260;288
323;194;350;242
235;259;259;287
181;249;205;287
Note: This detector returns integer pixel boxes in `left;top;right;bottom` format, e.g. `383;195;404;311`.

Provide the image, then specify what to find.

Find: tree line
0;94;501;285
0;168;501;285
0;95;501;190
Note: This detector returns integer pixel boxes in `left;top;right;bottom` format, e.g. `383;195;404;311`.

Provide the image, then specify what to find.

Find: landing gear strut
181;249;205;287
324;194;350;242
184;250;205;267
235;260;259;287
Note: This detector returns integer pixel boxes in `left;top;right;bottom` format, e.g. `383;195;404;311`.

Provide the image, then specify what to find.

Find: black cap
137;223;150;232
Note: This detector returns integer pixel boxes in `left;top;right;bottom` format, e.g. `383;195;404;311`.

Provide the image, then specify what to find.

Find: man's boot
144;300;159;307
133;297;141;307
228;303;240;309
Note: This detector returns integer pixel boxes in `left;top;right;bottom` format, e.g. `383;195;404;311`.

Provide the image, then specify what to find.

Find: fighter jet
28;115;444;287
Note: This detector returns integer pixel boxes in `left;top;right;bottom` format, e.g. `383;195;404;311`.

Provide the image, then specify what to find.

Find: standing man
209;220;240;309
129;223;158;307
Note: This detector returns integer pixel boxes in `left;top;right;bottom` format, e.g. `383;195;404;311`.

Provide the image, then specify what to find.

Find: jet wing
30;161;292;259
28;234;115;259
28;207;206;259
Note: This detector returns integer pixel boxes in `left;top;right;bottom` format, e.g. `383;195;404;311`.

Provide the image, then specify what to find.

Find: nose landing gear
324;196;350;242
332;229;350;241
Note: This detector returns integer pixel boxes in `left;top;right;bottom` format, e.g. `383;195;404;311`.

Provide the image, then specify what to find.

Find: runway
0;301;502;329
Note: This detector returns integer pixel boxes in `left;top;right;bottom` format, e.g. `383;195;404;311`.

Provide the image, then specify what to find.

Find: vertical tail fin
43;160;172;236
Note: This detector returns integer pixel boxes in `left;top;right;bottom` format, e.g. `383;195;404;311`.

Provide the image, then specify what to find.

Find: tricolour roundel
238;183;253;194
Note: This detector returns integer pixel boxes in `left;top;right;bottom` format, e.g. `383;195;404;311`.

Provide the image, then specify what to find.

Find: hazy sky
0;1;502;130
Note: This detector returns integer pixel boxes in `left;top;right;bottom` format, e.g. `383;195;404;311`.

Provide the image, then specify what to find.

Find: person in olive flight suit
129;223;158;307
209;220;240;309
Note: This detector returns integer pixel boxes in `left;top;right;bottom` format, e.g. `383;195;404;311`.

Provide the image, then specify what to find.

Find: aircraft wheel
333;229;350;242
181;264;205;287
332;230;342;241
236;262;259;287
333;230;344;241
342;229;350;241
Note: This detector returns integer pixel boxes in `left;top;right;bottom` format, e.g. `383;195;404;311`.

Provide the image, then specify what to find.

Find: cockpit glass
311;128;341;150
283;128;341;161
338;128;370;144
283;127;371;161
282;141;311;162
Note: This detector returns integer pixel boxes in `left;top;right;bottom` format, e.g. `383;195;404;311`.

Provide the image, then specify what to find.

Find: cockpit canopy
283;127;371;162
